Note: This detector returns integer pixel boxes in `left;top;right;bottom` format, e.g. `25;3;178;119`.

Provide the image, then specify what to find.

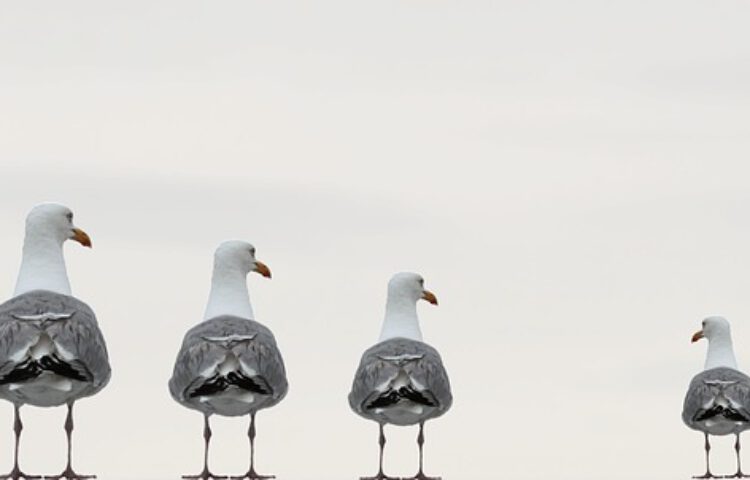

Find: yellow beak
691;330;705;343
71;228;92;248
253;260;272;279
421;289;438;306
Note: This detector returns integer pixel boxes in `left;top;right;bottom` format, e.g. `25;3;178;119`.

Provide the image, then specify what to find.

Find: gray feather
683;367;750;432
349;337;452;423
169;315;288;415
0;290;111;400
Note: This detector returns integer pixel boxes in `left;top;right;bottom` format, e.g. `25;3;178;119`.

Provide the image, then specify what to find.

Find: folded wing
0;290;111;404
169;315;288;415
349;337;452;424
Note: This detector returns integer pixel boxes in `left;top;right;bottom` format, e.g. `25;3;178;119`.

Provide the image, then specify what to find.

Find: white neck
14;233;71;296
204;265;254;321
379;295;423;342
705;334;738;370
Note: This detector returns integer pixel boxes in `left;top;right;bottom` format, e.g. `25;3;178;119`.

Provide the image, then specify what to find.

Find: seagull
349;272;452;480
0;203;111;480
169;241;287;480
683;316;750;479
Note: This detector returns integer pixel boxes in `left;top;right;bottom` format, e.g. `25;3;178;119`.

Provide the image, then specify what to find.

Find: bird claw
43;468;96;480
43;469;96;480
182;472;228;480
693;474;719;479
402;475;441;480
0;469;42;480
359;475;400;480
230;471;274;480
721;474;750;479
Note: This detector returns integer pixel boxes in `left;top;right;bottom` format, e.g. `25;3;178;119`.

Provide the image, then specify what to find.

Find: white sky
1;1;750;479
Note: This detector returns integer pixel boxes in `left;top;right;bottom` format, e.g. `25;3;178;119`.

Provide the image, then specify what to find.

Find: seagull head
25;203;91;248
214;240;271;278
692;315;732;343
388;272;438;306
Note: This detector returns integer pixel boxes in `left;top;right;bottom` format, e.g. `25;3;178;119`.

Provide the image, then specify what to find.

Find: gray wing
0;290;111;395
349;337;452;420
0;312;40;379
169;315;288;408
683;367;750;427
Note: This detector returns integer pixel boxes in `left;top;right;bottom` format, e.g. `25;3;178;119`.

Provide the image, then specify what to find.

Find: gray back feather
169;315;288;411
349;337;452;421
683;367;750;428
0;290;111;396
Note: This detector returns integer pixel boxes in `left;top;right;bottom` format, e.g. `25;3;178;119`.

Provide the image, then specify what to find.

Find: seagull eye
66;212;73;222
249;248;256;256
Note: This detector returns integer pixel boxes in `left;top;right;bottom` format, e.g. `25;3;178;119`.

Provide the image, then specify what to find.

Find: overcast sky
1;1;750;479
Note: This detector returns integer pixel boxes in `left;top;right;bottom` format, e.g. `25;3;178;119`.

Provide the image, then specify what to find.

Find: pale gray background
1;1;749;479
